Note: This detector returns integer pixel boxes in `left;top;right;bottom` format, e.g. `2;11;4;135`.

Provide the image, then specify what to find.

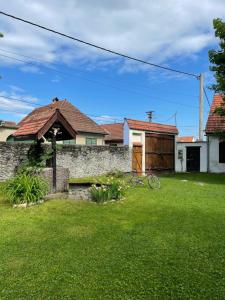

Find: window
86;137;97;145
219;141;225;163
63;139;76;145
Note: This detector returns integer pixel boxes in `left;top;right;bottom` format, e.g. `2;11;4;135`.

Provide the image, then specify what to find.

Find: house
175;135;208;172
124;118;178;173
176;94;225;173
100;123;123;146
205;94;225;173
13;98;107;145
177;136;195;142
175;140;207;172
0;120;18;142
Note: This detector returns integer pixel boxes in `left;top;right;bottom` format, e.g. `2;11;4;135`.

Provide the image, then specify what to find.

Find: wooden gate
145;133;175;171
132;145;142;174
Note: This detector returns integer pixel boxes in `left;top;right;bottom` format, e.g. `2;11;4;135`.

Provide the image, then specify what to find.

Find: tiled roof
177;136;195;142
100;123;123;141
205;94;225;134
126;119;178;134
14;99;107;137
0;120;18;129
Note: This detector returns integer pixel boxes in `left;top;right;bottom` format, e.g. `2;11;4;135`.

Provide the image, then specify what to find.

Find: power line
203;87;211;107
0;10;198;78
0;47;199;99
0;53;199;109
0;95;39;106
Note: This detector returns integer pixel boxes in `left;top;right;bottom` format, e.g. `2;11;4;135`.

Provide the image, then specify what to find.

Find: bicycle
128;169;160;189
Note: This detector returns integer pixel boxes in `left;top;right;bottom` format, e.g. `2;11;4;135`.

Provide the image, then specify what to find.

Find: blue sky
0;0;225;138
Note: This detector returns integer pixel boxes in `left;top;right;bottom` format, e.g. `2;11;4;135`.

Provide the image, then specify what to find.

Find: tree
209;18;225;116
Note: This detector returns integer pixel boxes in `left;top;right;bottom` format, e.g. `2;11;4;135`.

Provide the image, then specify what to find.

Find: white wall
0;128;16;142
123;120;145;173
175;142;208;172
208;136;225;173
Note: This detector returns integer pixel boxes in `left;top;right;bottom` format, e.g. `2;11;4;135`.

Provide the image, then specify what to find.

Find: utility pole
146;111;154;122
199;73;204;141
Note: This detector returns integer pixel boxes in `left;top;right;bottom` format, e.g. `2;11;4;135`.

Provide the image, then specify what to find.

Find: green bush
4;174;49;204
90;178;127;203
106;170;125;179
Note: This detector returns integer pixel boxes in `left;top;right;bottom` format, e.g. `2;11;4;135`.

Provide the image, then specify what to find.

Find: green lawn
0;173;225;299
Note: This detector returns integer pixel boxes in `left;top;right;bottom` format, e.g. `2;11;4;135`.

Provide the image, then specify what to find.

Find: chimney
146;111;154;122
52;97;59;103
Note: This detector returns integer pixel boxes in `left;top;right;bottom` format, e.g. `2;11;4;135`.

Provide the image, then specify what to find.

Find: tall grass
4;174;49;204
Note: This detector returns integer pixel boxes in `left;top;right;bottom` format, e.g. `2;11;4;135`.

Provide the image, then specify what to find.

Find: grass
0;173;225;299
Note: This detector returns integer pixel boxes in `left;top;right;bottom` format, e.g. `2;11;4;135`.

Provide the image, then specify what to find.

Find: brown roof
126;119;178;135
205;94;225;134
13;99;107;138
100;123;123;141
0;120;18;129
177;136;195;142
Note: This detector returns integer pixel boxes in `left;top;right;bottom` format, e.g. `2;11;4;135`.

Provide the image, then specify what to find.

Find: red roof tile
126;119;178;135
100;123;123;141
177;136;195;142
205;94;225;134
14;99;107;137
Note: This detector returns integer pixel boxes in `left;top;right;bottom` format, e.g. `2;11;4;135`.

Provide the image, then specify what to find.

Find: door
132;145;142;175
186;147;200;172
145;133;175;171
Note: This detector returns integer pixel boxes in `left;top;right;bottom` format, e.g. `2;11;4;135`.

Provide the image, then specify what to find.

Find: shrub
90;178;127;203
106;170;125;179
4;173;49;205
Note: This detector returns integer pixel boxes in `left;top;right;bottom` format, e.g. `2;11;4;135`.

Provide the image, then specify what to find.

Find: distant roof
0;120;18;129
126;119;178;135
13;99;107;138
205;94;225;134
100;123;123;141
177;136;195;142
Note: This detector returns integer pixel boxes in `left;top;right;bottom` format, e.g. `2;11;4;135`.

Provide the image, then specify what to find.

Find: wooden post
52;134;57;193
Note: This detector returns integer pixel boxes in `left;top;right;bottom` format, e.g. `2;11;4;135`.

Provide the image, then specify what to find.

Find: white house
205;94;225;173
175;94;225;173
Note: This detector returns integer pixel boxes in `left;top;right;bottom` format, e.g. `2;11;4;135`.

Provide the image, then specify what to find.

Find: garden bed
68;182;110;200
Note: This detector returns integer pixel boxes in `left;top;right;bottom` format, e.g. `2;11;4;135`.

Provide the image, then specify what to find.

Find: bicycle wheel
148;175;160;189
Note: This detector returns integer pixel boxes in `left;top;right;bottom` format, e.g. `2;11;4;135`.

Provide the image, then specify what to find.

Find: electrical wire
0;47;199;98
203;87;211;107
0;10;198;78
0;53;200;109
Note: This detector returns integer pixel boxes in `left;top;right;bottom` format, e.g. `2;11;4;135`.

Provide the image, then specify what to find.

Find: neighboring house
205;94;225;173
13;98;107;145
175;140;208;173
100;123;123;146
177;136;195;142
0;120;18;142
124;118;178;173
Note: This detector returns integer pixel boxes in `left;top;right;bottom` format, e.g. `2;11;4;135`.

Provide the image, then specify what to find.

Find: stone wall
0;142;30;181
56;144;131;178
0;142;131;181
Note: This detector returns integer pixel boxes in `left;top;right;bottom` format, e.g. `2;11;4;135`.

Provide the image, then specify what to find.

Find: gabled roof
13;99;107;138
177;136;195;142
100;123;123;141
126;118;178;135
205;94;225;134
0;120;18;129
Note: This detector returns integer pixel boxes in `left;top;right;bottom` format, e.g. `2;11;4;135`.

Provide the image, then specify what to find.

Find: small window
219;141;225;163
63;139;76;145
86;137;97;145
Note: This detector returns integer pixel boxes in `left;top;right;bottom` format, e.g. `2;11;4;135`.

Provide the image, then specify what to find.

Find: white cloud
0;86;38;116
0;0;225;72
